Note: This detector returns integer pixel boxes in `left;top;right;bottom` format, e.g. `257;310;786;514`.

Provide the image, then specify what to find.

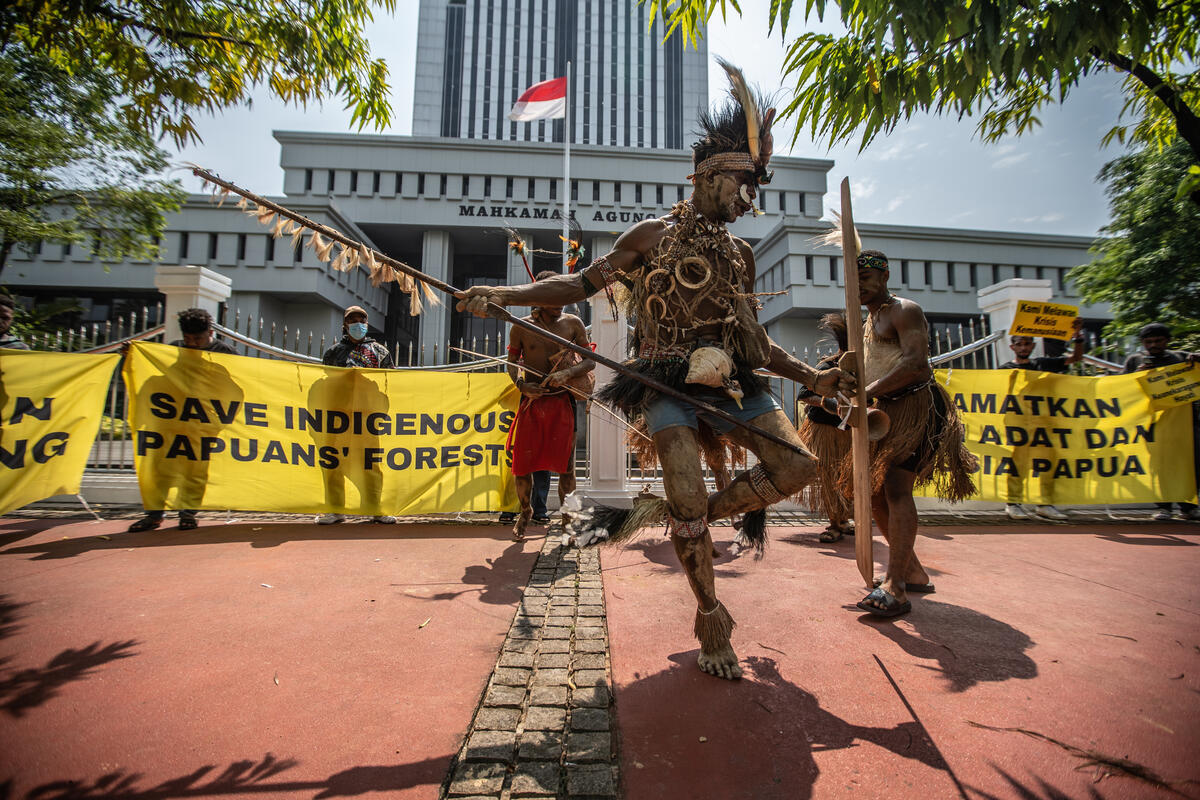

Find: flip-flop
856;587;912;618
818;529;844;543
178;516;198;531
127;516;162;533
874;578;935;593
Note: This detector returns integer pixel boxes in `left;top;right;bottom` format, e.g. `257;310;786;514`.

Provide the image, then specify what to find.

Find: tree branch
1092;47;1200;160
92;5;256;49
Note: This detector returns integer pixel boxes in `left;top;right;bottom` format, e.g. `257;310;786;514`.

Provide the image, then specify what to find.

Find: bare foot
697;644;742;680
513;511;530;541
560;512;571;529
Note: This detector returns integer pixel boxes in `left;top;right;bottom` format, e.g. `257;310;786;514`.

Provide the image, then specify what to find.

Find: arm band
579;272;600;298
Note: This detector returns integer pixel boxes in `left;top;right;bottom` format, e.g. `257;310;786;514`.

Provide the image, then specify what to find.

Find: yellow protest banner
1136;362;1200;410
0;350;120;515
123;342;519;515
1009;300;1078;340
926;369;1196;505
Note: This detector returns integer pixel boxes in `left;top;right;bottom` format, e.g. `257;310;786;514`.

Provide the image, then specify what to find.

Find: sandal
856;587;912;618
127;515;163;533
178;515;198;531
818;527;844;543
874;577;935;593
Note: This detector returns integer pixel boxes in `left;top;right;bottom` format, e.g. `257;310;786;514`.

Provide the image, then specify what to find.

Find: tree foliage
1;0;395;147
656;1;1200;186
1069;141;1200;349
0;47;184;275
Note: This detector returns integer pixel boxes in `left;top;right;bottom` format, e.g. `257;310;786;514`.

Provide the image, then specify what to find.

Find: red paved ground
0;515;539;800
604;522;1200;800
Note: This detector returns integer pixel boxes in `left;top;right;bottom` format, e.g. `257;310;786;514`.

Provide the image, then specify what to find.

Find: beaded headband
857;254;889;271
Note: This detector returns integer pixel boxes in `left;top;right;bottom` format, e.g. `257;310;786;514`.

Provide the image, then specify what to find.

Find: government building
3;0;1105;362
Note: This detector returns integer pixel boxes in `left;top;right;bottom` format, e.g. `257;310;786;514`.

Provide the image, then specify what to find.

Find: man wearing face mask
318;305;397;524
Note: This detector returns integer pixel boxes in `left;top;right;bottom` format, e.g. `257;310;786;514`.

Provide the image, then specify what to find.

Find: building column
584;235;631;504
420;230;453;364
154;265;233;341
978;278;1053;364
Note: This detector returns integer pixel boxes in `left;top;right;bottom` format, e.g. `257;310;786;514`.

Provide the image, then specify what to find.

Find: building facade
2;0;1106;361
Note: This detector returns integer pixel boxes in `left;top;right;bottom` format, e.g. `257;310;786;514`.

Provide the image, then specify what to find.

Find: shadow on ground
856;599;1038;693
0;640;139;718
1;751;452;799
617;653;966;800
0;524;517;561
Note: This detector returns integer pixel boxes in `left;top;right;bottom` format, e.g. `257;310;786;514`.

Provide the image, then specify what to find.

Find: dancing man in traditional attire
797;313;855;543
505;271;594;540
459;62;851;679
849;250;977;617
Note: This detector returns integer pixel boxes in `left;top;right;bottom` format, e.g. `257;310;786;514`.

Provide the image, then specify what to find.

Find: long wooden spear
839;178;874;587
192;166;811;456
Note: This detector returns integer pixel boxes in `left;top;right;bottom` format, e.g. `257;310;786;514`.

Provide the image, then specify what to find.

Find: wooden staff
192;166;815;458
839;178;874;587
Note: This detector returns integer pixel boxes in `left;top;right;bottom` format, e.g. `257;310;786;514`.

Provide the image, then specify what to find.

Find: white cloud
885;194;909;213
1012;212;1066;224
993;152;1031;169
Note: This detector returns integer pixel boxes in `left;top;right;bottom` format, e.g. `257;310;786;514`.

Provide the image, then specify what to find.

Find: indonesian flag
508;77;567;122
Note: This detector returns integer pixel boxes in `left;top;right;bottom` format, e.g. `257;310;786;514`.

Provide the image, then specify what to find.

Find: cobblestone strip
443;536;618;799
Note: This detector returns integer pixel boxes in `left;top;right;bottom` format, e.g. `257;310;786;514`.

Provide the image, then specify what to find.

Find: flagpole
562;60;571;273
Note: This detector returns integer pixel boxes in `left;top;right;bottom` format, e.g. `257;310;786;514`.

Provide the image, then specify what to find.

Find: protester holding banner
504;271;594;541
998;317;1085;522
0;294;30;350
851;250;977;618
315;305;397;525
127;308;237;532
1122;323;1200;521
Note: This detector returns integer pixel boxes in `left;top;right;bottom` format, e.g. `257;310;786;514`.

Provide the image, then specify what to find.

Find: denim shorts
642;389;781;435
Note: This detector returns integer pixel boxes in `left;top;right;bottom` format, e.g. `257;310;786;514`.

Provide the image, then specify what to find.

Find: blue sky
176;0;1129;238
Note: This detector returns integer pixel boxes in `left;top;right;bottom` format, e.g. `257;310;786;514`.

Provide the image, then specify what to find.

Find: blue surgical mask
347;322;369;340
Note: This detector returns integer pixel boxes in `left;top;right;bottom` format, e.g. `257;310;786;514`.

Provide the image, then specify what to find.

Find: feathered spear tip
716;56;761;164
421;280;442;308
812;210;861;253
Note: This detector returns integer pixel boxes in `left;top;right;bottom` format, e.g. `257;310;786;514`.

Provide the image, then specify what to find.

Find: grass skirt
797;416;852;521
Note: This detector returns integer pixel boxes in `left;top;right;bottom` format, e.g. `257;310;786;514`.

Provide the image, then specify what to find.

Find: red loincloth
507;392;575;476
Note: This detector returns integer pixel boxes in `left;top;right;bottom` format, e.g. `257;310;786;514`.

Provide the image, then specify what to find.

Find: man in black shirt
1122;323;1200;521
1000;318;1085;521
128;308;237;532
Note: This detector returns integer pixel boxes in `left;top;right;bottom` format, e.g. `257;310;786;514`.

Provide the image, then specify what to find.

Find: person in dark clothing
999;317;1085;521
128;307;236;532
321;305;395;369
999;317;1085;372
1122;322;1200;521
316;305;396;525
0;294;30;350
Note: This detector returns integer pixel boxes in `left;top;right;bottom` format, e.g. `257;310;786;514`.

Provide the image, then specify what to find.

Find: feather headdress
693;57;777;186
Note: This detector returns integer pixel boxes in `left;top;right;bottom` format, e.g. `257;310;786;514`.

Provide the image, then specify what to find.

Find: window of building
208;233;218;261
441;174;448;196
373;171;381;194
483;176;491;197
463;175;471;195
900;259;909;285
506;177;513;198
571;179;578;202
613;182;621;202
237;233;246;261
924;260;932;285
635;183;642;203
179;232;189;259
677;186;684;202
969;262;977;287
779;192;787;213
350;171;358;193
830;256;839;282
304;169;313;192
593;181;600;202
418;173;426;195
550;179;557;200
265;234;274;262
655;184;663;205
528;177;535;198
326;171;335;193
805;255;813;281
